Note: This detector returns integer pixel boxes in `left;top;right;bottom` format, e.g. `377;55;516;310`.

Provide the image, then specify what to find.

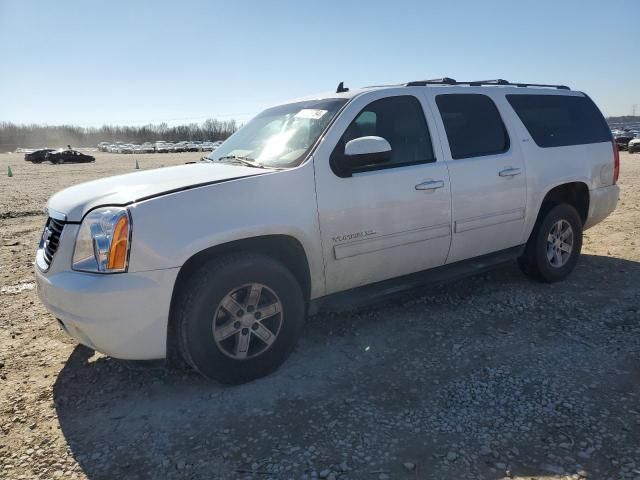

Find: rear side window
506;94;611;148
436;94;510;159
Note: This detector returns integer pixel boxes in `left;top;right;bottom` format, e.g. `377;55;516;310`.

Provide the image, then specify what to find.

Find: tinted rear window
506;94;611;148
436;94;510;159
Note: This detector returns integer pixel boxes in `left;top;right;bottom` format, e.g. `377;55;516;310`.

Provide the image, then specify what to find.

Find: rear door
426;91;527;263
313;90;452;294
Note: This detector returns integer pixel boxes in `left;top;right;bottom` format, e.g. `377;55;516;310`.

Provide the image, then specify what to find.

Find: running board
308;245;524;314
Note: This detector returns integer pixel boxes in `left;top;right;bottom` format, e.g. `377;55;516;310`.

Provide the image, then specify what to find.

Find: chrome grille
41;217;65;267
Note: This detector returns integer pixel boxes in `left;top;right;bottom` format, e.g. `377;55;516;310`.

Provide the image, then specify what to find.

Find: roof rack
406;77;457;86
406;77;570;90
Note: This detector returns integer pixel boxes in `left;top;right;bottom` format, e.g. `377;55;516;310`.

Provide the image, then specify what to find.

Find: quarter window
436;94;510;159
506;94;611;148
332;95;435;174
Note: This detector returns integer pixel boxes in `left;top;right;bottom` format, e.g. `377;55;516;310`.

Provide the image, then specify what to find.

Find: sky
0;0;638;126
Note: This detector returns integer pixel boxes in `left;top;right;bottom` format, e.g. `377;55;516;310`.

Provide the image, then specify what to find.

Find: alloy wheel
212;283;283;360
546;219;574;268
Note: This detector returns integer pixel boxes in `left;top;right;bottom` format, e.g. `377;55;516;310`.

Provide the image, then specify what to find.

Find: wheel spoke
215;320;240;341
220;295;244;315
235;332;251;358
559;241;572;253
547;233;555;243
560;227;573;241
546;245;555;263
246;284;262;308
252;323;275;345
257;302;281;320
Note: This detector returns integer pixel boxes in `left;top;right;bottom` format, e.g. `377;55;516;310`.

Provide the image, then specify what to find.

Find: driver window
333;95;436;172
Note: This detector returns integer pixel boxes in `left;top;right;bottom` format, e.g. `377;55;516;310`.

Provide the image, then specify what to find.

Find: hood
48;162;268;222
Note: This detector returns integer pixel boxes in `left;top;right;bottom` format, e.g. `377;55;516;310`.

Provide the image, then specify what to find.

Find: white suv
35;78;620;383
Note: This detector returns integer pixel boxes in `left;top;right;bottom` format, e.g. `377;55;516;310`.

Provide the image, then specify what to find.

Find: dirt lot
0;151;639;480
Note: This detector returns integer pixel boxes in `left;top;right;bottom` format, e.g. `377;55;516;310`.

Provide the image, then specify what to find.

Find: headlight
72;207;131;273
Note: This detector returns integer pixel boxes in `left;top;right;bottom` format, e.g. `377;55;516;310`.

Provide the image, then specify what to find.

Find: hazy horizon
1;0;638;127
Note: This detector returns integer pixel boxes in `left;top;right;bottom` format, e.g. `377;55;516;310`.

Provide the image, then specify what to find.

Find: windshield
206;98;347;168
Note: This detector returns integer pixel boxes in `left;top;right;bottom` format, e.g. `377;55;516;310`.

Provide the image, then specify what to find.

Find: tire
518;203;583;283
175;253;305;384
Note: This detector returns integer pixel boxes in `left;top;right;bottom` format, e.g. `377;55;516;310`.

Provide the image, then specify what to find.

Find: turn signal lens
107;214;129;270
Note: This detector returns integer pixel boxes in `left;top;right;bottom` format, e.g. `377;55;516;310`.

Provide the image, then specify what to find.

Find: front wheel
175;253;305;384
518;204;583;283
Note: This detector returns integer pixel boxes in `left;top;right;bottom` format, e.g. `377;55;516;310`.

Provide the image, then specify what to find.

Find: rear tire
518;204;583;283
175;253;305;384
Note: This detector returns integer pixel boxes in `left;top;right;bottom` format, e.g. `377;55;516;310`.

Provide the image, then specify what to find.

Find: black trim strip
308;245;524;314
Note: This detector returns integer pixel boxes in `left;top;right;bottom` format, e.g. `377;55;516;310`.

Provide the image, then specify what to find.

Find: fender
522;179;590;242
126;162;326;299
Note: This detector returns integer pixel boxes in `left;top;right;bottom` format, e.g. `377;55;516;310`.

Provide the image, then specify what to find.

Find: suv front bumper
35;223;179;360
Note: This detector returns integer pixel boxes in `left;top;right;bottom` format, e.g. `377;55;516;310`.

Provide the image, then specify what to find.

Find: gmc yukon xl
35;78;619;383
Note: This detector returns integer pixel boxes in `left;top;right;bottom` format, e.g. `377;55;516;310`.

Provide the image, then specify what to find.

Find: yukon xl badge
332;230;377;243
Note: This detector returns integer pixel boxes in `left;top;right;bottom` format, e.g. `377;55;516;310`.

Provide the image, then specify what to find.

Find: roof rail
468;79;510;86
406;77;457;86
405;77;570;90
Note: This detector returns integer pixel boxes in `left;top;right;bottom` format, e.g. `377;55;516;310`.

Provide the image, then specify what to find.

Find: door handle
499;167;522;177
415;180;445;191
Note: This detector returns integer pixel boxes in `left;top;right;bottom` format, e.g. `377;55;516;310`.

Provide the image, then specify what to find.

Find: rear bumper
584;184;619;230
35;265;179;360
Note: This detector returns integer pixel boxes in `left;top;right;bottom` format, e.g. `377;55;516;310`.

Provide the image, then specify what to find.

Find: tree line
0;119;239;151
606;116;640;125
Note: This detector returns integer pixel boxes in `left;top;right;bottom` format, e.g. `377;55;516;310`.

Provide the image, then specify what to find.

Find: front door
313;90;452;295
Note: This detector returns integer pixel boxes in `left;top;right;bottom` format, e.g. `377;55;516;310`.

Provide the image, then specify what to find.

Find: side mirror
332;136;392;177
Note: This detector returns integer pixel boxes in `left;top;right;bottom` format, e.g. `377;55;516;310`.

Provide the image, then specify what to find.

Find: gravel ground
0;151;639;480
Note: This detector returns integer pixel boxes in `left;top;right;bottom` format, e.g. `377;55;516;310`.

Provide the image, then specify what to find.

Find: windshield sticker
295;109;328;120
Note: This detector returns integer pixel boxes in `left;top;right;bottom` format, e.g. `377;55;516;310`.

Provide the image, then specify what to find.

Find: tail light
612;139;620;184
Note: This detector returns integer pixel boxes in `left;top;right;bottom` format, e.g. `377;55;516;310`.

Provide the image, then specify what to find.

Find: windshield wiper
215;155;268;169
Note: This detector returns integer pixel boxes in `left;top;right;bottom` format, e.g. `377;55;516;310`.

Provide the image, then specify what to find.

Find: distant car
628;138;640;154
45;150;95;164
155;142;170;153
612;129;635;151
97;142;110;152
24;149;56;163
171;142;187;153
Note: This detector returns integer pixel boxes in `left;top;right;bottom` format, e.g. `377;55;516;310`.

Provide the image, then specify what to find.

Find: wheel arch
165;234;312;367
537;181;590;226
